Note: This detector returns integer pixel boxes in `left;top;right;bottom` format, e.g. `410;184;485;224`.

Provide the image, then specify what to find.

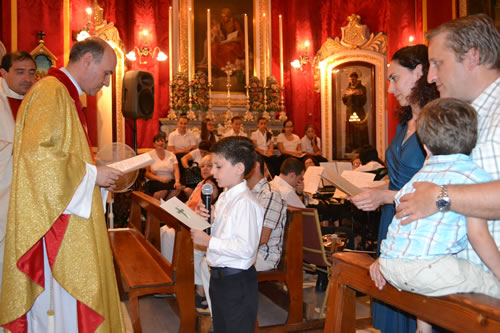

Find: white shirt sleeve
285;190;306;208
63;163;97;219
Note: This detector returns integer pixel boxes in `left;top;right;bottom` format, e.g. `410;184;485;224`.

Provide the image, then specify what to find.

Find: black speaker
122;70;155;119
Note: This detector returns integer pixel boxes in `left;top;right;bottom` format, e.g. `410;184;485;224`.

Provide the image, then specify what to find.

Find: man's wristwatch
436;185;451;212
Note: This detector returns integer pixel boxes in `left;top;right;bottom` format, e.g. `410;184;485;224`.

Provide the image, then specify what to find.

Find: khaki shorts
379;255;500;298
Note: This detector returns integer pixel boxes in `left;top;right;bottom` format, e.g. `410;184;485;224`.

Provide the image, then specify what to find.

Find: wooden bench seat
109;191;196;333
324;252;500;333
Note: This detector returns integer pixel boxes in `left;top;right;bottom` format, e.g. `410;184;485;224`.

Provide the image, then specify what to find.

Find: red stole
3;68;103;333
7;97;22;120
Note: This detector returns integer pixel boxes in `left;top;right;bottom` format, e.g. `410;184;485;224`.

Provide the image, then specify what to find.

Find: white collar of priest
0;77;24;100
60;67;83;96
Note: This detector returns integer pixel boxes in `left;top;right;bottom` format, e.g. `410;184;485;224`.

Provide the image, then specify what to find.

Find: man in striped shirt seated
247;153;287;271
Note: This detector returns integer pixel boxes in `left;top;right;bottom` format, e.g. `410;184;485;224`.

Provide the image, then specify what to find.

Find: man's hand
369;259;386;290
296;178;304;195
191;229;211;247
396;182;440;225
96;166;123;191
350;188;387;211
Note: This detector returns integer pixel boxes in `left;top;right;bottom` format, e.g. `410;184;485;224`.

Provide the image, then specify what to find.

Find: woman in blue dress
351;45;439;332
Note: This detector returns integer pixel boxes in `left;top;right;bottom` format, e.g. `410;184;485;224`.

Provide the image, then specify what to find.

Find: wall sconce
291;41;311;70
125;30;167;65
126;45;167;64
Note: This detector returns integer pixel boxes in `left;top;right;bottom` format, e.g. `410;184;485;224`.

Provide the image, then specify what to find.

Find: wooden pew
258;207;304;325
324;252;500;333
109;191;196;333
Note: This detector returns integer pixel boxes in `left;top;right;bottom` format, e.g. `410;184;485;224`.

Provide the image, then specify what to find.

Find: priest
0;51;36;333
0;38;125;332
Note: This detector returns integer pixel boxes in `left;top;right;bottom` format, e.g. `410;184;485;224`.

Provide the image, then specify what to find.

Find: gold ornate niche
89;0;126;145
313;14;387;160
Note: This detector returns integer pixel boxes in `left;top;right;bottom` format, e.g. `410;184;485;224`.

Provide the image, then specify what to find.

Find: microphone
201;183;213;234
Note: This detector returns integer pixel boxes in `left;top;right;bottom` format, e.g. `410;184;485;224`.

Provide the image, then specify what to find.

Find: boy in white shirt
191;137;263;332
223;116;247;137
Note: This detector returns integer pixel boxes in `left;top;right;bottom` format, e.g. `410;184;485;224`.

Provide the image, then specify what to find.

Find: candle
263;13;267;81
169;7;173;82
188;8;192;82
207;9;212;84
244;14;249;86
279;15;284;87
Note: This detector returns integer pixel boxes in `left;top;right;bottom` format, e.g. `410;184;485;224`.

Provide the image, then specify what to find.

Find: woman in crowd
144;133;183;200
350;45;439;332
200;118;218;144
277;120;303;167
301;125;327;163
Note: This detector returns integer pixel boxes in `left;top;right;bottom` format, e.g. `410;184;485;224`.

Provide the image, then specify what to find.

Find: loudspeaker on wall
122;70;155;119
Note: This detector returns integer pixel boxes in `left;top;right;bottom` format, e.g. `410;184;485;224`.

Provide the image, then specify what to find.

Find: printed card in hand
160;196;211;230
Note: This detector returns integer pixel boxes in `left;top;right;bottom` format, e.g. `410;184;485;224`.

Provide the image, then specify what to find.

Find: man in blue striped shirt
370;98;500;333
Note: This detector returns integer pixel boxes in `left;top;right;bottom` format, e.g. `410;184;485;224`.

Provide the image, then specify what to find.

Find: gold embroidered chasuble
0;75;125;332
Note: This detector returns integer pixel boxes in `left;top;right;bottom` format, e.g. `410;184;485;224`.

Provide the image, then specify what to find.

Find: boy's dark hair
280;157;305;176
231;116;242;123
1;51;36;71
178;114;188;122
153;133;166;142
198;140;212;152
417;98;478;155
211;136;256;176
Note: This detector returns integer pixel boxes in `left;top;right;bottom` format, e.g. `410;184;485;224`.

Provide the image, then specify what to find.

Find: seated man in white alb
223;116;247;137
270;157;305;208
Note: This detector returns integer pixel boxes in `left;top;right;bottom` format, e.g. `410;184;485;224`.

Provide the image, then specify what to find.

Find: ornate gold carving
91;1;126;144
314;14;387;160
313;15;387;92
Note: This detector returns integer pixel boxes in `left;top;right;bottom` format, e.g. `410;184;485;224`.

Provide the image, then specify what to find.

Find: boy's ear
235;161;246;176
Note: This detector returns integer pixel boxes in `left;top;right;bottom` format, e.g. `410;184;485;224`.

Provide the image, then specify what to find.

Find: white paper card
160;196;211;230
107;153;154;173
303;166;324;194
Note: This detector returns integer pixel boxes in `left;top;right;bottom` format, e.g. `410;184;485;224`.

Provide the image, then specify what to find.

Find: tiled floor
122;271;378;332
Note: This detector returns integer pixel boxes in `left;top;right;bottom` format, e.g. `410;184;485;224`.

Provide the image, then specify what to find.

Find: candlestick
207;9;212;84
244;14;249;86
279;15;284;87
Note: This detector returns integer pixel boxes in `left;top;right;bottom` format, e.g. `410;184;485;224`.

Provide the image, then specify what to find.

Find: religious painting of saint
194;0;254;93
332;63;375;159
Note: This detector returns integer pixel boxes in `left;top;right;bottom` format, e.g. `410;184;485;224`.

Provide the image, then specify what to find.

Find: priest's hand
96;165;123;191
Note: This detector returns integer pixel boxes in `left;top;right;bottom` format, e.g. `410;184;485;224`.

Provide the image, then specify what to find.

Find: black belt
210;266;245;279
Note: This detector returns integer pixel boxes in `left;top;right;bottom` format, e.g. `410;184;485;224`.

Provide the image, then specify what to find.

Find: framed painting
176;0;270;107
194;0;254;93
332;62;376;159
30;40;57;81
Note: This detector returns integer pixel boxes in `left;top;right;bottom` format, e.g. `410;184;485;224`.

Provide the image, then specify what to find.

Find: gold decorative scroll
314;14;388;161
